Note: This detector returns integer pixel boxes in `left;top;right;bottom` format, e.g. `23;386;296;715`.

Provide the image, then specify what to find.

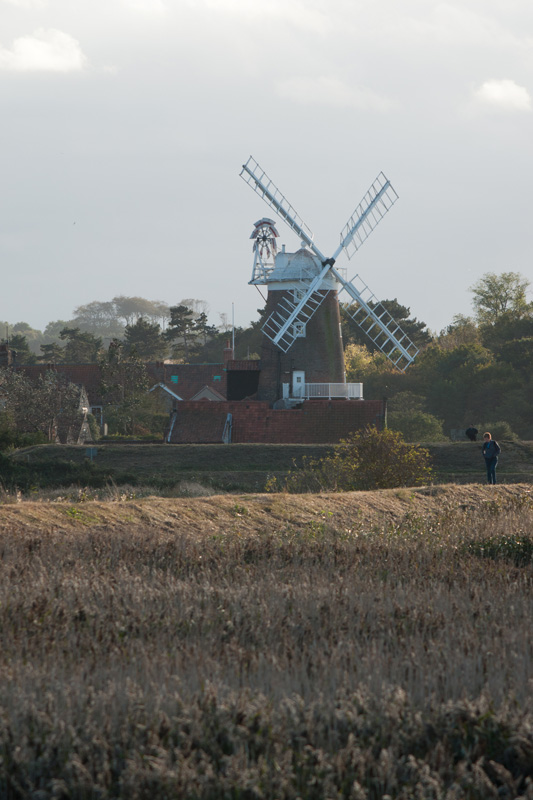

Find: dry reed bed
1;486;533;798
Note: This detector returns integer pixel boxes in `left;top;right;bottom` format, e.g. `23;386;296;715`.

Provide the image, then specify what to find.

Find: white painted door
292;370;305;398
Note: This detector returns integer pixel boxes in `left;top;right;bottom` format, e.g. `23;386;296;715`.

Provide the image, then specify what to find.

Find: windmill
240;156;419;404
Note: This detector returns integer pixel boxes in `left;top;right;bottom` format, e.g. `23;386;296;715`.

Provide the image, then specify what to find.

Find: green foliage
59;326;103;363
482;420;518;441
466;534;533;565
344;342;393;381
5;334;36;364
270;427;433;493
437;314;481;350
388;410;447;442
386;392;446;442
99;341;150;436
38;341;65;363
124;316;167;360
0;368;85;442
342;298;432;353
86;413;100;442
470;271;531;323
0;413;47;451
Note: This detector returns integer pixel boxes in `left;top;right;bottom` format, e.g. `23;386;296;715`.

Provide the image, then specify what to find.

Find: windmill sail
240;157;321;258
240;155;419;371
334;270;418;371
335;172;398;261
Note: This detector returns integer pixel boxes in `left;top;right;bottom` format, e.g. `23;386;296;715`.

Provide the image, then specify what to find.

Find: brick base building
166;398;385;444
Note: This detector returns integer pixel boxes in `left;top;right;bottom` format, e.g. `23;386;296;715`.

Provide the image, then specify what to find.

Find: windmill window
213;375;222;382
293;322;306;338
292;288;305;303
170;376;179;384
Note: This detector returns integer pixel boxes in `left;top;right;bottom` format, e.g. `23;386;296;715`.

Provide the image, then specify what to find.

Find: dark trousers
485;457;498;484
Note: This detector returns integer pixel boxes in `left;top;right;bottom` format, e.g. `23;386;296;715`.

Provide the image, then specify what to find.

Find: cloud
203;0;332;34
277;76;394;112
0;28;87;72
1;0;46;7
120;0;167;13
473;79;532;112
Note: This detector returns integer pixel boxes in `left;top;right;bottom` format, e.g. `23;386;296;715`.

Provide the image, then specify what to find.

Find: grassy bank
2;486;533;797
4;439;533;494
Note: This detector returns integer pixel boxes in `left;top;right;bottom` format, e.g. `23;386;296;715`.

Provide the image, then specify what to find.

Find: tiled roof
17;362;231;404
147;363;227;401
18;364;104;404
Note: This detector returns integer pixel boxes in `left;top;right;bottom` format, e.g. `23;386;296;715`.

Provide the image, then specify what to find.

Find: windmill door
292;371;305;398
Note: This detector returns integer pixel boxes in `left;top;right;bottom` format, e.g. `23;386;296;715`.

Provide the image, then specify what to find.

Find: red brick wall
257;290;345;403
168;399;385;444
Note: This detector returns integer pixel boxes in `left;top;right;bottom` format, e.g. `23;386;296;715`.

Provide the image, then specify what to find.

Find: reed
1;497;533;797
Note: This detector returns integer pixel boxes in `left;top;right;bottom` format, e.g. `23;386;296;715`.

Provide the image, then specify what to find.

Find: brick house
3;342;385;444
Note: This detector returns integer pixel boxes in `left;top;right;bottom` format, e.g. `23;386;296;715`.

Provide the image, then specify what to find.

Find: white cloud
0;28;87;72
1;0;46;7
203;0;332;34
473;79;532;112
120;0;167;13
277;76;394;112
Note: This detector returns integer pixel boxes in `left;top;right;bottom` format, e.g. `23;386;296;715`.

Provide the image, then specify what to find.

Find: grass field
6;439;533;493
2;485;533;797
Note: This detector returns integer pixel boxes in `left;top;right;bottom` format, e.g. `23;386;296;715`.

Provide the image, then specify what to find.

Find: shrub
482;420;519;441
0;413;47;452
388;410;447;442
269;426;434;493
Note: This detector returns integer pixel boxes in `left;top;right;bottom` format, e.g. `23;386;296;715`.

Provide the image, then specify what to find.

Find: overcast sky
1;0;532;336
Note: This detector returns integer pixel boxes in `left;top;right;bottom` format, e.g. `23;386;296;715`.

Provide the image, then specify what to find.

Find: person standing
465;424;478;442
482;432;501;485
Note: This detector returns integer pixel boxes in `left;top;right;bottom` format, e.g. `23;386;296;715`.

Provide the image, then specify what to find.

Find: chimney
223;339;234;366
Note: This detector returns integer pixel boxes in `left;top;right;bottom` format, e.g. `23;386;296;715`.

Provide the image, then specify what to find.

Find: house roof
149;382;183;401
189;385;226;401
147;362;227;401
18;364;104;404
16;359;236;405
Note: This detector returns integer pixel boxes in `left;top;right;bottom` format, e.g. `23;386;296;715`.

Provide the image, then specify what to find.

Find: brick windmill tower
240;157;419;405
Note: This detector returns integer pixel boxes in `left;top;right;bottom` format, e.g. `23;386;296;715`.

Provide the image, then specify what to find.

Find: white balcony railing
295;383;363;400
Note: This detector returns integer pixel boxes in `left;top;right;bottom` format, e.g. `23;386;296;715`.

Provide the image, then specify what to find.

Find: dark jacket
482;440;501;459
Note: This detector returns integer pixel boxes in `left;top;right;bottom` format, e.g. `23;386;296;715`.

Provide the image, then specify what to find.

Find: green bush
268;426;434;493
388;410;447;441
482;420;519;441
0;413;48;452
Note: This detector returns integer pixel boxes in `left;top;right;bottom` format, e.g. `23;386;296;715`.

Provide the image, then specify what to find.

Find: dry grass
2;485;533;798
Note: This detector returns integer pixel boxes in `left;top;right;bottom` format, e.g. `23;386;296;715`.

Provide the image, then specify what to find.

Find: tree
470;272;531;323
99;341;150;435
0;368;84;442
38;342;65;363
112;296;161;327
344;343;394;382
342;299;432;352
194;312;218;346
164;304;198;362
59;327;102;363
6;334;35;364
124;317;168;360
43;320;72;341
437;315;481;350
72;300;124;338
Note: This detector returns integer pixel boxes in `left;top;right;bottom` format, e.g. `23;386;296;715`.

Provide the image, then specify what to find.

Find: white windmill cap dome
269;247;322;282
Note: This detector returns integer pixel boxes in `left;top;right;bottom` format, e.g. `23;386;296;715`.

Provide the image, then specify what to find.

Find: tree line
2;271;532;441
342;272;533;440
1;296;243;366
